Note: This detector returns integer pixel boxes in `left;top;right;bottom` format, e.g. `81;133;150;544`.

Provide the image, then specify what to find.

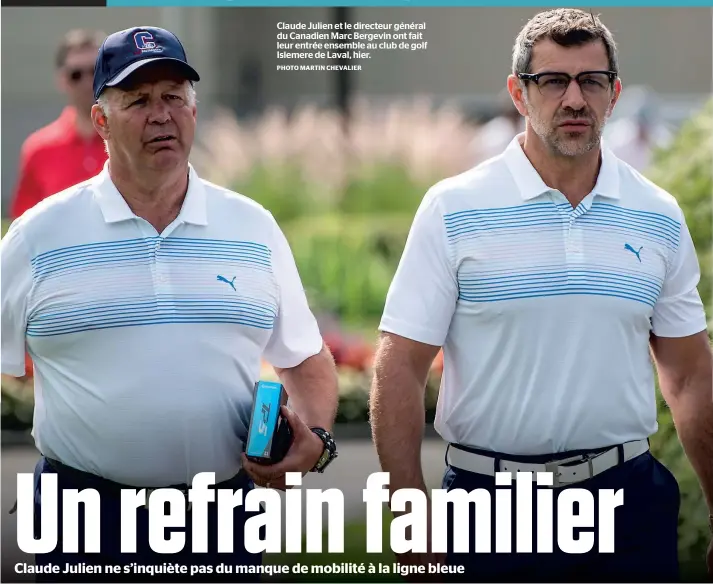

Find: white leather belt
446;439;649;488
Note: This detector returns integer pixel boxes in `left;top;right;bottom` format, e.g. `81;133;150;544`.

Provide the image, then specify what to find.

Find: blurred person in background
604;86;673;172
469;89;525;163
2;26;339;581
371;8;713;583
10;29;107;220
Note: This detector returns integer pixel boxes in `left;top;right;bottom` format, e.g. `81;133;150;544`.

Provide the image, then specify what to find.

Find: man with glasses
10;29;107;220
370;8;712;582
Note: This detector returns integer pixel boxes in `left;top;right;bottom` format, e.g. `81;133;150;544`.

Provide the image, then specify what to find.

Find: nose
146;99;171;124
561;79;587;111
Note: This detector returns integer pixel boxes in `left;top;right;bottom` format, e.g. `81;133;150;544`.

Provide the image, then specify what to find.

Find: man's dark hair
55;28;106;69
512;8;619;76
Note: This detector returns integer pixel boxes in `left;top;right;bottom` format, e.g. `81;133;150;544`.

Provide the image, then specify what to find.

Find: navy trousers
31;457;264;583
441;449;680;583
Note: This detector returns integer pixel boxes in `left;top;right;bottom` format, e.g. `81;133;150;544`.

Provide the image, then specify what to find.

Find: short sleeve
11;142;43;220
651;210;708;338
1;221;33;375
261;214;324;369
378;189;458;346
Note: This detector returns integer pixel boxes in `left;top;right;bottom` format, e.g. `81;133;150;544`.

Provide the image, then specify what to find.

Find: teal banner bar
106;0;713;5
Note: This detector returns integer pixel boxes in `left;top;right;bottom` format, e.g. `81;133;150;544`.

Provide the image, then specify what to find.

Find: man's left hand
240;405;325;490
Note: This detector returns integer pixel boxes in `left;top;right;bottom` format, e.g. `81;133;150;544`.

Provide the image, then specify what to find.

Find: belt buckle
544;454;596;488
544;460;562;488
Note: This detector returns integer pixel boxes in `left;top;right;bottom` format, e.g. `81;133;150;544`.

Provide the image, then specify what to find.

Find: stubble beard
524;94;609;158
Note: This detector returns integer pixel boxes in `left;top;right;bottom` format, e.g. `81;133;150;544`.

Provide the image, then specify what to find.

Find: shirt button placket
154;240;173;305
566;208;585;263
156;240;165;284
149;239;160;292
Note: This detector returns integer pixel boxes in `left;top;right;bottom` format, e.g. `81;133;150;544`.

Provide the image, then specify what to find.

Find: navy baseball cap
94;26;200;101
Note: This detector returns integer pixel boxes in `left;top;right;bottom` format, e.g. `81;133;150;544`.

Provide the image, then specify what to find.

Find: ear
507;74;528;117
607;78;622;116
91;103;110;140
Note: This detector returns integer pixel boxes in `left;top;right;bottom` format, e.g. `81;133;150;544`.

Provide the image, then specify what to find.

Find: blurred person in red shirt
10;29;108;220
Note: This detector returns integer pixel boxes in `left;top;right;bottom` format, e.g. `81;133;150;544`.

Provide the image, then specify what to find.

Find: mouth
558;120;591;129
146;135;177;146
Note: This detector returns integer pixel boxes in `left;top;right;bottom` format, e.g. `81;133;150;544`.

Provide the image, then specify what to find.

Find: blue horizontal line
459;278;661;301
166;237;269;250
33;299;278;322
445;215;677;246
35;247;271;272
34;244;154;266
459;276;660;299
584;212;680;239
28;293;278;315
445;213;561;229
581;218;679;244
36;248;271;273
461;264;665;287
446;219;564;239
158;251;271;265
579;217;678;246
32;237;159;265
32;237;270;266
34;251;154;276
459;288;655;307
27;315;275;336
593;202;681;232
444;203;556;224
458;268;663;288
34;255;272;280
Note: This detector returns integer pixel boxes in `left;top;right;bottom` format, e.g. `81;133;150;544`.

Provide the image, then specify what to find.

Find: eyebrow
121;84;184;100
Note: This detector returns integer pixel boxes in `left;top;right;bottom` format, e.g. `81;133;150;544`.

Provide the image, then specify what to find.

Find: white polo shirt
380;134;707;455
1;162;323;486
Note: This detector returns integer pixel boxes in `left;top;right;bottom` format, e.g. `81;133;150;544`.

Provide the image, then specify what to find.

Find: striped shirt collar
94;161;208;226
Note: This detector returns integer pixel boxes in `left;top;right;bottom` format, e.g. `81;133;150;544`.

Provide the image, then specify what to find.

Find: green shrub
646;100;713;570
282;213;413;324
647;99;712;318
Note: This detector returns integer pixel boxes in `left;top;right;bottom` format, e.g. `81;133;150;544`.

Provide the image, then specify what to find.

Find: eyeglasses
67;68;94;83
517;70;617;100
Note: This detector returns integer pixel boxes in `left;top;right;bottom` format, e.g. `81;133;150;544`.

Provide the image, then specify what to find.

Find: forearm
275;343;339;431
369;347;429;496
663;374;713;512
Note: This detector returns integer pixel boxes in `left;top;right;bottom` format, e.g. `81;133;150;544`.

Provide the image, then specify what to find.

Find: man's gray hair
96;81;197;117
512;8;619;76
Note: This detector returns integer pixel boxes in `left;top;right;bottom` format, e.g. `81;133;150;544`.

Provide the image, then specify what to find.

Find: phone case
245;381;293;464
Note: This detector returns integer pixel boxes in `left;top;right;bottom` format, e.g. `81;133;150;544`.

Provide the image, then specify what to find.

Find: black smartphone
244;381;293;464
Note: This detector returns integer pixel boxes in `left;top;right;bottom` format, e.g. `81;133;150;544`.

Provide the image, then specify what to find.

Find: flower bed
1;348;443;429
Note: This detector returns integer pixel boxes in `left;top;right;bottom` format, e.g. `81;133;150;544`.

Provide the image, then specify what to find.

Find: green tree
645;99;712;577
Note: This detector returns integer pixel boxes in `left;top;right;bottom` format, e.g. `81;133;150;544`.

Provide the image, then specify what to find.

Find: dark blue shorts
31;457;264;582
441;449;680;583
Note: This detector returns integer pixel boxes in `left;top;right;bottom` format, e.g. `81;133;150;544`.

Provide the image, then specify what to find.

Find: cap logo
133;31;163;53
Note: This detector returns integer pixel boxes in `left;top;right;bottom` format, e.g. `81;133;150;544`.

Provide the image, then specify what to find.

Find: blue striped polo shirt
379;135;707;455
1;163;324;486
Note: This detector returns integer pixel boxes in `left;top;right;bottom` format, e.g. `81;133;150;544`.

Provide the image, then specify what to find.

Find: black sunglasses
67;67;94;82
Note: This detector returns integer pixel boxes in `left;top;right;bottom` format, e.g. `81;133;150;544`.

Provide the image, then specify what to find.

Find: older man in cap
1;26;339;581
